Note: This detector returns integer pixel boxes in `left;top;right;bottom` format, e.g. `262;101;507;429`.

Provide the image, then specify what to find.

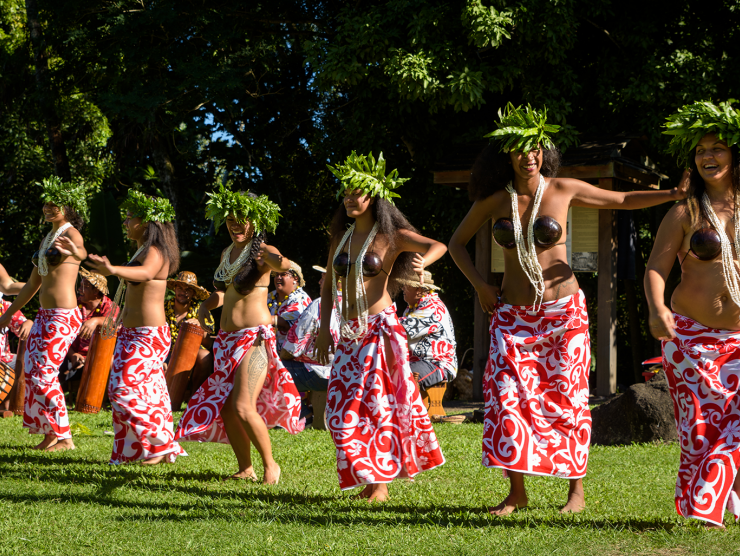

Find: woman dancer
316;151;447;502
0;177;88;451
175;186;302;484
646;101;740;528
448;103;687;515
87;190;185;465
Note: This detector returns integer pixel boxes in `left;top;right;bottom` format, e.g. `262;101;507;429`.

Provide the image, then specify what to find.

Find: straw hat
396;270;442;292
166;271;210;301
79;267;109;296
312;265;327;273
288;261;306;288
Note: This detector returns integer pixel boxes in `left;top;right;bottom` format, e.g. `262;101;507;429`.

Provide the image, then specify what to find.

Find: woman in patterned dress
646;101;740;528
0;178;88;451
175;188;302;484
87;191;185;465
448;103;687;515
316;151;447;502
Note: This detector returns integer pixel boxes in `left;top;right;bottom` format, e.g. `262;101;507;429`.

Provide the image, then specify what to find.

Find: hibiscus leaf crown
327;151;409;205
39;176;90;221
120;189;176;223
204;182;281;235
484;102;578;153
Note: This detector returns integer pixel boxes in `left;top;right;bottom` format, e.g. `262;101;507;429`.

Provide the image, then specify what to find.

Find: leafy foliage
663;100;740;166
484;103;579;153
120;189;176;223
38;175;92;221
327;151;409;204
204;183;281;235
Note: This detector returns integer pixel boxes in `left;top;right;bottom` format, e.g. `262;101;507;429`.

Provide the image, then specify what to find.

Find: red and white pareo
484;290;591;478
23;308;82;439
662;313;740;527
108;325;186;464
328;305;445;490
175;325;303;444
0;296;27;365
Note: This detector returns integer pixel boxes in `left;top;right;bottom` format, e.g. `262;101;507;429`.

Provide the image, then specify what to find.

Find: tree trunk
151;136;180;242
625;279;643;384
25;0;71;181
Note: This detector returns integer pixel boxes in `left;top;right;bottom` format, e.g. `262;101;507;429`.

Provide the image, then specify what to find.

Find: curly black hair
63;206;85;231
468;143;562;201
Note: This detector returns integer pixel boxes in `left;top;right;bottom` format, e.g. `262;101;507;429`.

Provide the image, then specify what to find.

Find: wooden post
597;178;618;396
473;220;493;401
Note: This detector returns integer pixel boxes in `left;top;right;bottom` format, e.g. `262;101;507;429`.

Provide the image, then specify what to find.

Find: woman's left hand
86;254;114;276
412;253;425;284
54;236;80;259
19;319;34;341
673;169;691;200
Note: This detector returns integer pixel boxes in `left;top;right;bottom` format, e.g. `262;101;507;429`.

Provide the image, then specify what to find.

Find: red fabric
328;305;445;490
69;296;115;356
23;308;82;439
0;298;27;364
483;290;591;478
109;325;186;464
175;325;304;444
662;313;740;526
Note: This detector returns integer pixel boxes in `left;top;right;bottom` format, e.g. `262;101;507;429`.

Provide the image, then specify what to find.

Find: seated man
0;264;31;415
164;271;215;396
268;262;311;351
61;268;116;392
400;270;457;392
280;265;339;429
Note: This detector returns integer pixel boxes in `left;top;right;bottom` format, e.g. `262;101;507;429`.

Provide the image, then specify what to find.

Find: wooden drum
0;361;14;404
165;322;204;411
5;340;26;417
76;329;118;414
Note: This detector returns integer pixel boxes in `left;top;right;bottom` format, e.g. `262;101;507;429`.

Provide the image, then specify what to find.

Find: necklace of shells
214;240;254;286
37;223;73;277
701;193;740;308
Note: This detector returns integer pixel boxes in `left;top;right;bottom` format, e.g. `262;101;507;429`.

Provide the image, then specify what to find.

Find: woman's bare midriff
499;243;579;306
221;274;272;332
38;259;80;310
121;280;168;328
672;254;740;331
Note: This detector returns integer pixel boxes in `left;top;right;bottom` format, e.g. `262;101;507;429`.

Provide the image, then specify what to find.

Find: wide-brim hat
396;270;442;292
167;271;210;301
79;267;109;296
288;262;305;288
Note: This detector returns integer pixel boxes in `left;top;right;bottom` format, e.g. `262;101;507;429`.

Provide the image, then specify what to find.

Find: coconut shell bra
685;228;722;262
31;248;62;268
332;251;385;278
493;216;563;249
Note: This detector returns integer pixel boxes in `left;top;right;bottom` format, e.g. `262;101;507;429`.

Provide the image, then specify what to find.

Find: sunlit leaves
204;182;281;235
663;100;740;165
327;151;408;204
484;102;579;153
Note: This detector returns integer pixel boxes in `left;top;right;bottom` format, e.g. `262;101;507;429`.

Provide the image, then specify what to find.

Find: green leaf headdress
327;151;409;204
204;183;281;235
39;176;90;221
663;100;740;166
484;103;577;153
120;189;176;223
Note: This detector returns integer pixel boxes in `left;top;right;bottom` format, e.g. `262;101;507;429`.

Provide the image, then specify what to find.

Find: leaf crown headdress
39;176;90;221
327;151;409;205
485;102;577;153
663;100;740;166
120;189;176;223
204;183;281;234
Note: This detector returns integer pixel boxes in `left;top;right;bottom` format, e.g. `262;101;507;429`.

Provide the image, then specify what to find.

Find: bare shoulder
478;190;510;219
64;226;84;243
548;176;588;191
663;201;693;228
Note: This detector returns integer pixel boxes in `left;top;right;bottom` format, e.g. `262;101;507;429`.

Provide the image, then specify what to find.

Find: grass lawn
0;411;734;556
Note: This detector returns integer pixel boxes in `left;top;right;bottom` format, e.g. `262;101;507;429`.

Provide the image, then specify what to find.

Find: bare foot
228;467;258;482
263;464;281;485
141;455;166;465
33;434;58;450
352;485;373;499
366;484;389;503
46;439;75;452
561;480;585;514
705;523;726;530
489;494;528;516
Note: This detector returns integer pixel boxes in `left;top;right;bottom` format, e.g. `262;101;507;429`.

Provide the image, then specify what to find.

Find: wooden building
433;135;666;399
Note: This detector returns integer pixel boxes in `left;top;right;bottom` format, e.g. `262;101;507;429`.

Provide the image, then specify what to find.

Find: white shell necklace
214;240;254;286
505;174;547;310
100;244;146;339
701;193;740;308
332;222;380;341
37;223;73;277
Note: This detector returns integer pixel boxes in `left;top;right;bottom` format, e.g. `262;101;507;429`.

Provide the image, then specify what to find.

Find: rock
590;371;677;446
447;367;474;401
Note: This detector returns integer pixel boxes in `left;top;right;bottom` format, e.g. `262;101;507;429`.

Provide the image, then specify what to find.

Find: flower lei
165;298;213;342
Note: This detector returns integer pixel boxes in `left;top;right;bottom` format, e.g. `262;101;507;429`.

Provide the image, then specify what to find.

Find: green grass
0;412;734;555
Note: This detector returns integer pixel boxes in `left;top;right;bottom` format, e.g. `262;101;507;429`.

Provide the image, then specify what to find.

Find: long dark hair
141;221;180;275
684;144;740;228
232;230;267;291
468;143;562;201
330;197;418;297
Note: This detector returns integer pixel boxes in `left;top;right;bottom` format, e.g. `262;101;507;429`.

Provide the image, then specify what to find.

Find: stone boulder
591;371;677;446
446;367;474;401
